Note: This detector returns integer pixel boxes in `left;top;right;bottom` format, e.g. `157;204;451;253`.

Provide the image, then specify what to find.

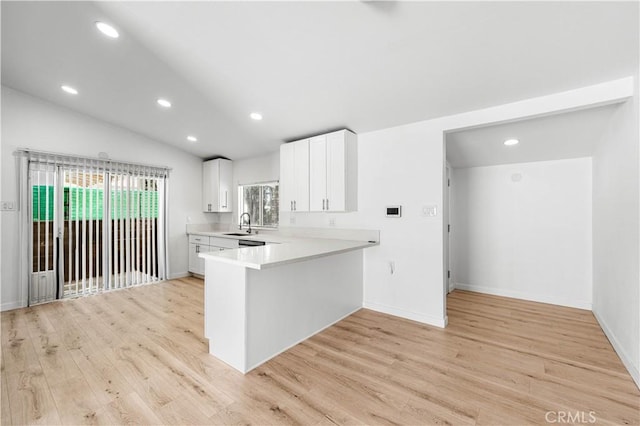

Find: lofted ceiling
2;1;638;160
445;104;620;168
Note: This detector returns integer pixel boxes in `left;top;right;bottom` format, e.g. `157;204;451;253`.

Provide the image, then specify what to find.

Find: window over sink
238;181;279;228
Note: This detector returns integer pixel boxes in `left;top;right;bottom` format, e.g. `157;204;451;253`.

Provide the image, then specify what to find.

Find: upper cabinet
309;130;357;212
203;159;233;213
280;138;310;212
280;129;357;213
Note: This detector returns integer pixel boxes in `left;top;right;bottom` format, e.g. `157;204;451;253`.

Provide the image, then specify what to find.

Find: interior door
445;164;451;293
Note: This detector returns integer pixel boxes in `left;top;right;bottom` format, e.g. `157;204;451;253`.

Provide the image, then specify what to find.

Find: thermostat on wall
386;206;402;217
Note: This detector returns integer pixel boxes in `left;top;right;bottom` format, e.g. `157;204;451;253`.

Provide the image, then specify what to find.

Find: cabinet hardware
196;245;200;253
290;201;293;211
326;199;329;210
322;199;326;210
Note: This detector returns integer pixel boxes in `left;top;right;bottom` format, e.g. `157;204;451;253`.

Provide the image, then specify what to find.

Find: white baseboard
364;300;447;328
1;301;26;312
454;283;592;310
169;271;191;280
592;309;640;390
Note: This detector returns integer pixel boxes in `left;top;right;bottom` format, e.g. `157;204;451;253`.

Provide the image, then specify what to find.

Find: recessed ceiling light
187;135;198;142
157;98;172;108
504;138;519;146
95;21;119;39
61;85;78;95
250;112;263;121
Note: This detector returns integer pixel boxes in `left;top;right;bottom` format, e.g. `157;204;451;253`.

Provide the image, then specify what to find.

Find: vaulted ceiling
2;1;638;160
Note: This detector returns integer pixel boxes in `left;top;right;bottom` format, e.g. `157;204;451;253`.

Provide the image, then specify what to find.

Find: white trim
364;300;447;328
169;271;191;280
440;76;634;134
454;283;592;310
1;301;27;312
592;309;640;390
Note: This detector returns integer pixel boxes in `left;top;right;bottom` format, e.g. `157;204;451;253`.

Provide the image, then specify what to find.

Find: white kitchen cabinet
309;129;357;212
279;139;309;212
188;235;239;275
189;234;211;275
203;159;233;213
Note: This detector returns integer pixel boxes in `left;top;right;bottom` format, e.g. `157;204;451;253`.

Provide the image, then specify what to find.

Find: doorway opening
443;104;618;316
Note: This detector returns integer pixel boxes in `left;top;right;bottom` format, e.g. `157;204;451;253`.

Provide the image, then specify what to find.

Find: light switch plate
422;205;437;217
0;201;16;211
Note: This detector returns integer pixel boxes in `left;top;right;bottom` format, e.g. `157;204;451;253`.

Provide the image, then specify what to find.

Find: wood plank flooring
1;278;638;425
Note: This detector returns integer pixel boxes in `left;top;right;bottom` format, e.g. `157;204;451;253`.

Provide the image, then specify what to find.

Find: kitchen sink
224;232;254;236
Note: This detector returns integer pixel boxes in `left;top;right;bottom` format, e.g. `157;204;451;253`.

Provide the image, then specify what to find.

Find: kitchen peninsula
198;228;378;373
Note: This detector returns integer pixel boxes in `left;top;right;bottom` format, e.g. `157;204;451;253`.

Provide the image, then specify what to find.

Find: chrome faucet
239;212;252;234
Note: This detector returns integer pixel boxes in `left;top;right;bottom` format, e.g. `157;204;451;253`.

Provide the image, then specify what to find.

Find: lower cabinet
188;235;239;276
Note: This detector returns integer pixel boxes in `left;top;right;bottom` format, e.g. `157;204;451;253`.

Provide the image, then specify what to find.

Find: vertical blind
18;149;170;304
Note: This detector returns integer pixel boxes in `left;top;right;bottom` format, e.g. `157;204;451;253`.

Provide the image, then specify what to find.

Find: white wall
592;83;640;387
280;122;447;325
276;77;633;328
0;86;210;310
450;158;593;309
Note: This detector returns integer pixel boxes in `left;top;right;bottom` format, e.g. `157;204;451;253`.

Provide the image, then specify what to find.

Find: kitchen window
238;182;279;228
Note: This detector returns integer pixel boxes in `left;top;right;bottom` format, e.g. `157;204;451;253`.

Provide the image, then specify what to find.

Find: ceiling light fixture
95;21;119;39
250;112;263;121
61;85;78;95
187;135;198;142
157;98;172;108
504;138;519;146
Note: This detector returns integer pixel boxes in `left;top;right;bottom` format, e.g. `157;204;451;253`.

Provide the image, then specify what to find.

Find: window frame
237;181;279;229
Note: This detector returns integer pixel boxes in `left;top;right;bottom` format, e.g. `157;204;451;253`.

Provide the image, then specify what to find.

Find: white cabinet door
326;132;346;212
202;161;217;212
293;139;310;212
218;159;233;212
280;139;310;212
189;243;206;275
279;143;295;212
309;135;327;211
203;159;233;213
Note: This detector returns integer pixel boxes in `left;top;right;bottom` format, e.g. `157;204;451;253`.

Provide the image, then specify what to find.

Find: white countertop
196;230;378;270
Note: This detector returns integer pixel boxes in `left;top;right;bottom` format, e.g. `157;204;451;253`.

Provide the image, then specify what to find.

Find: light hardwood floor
1;278;638;425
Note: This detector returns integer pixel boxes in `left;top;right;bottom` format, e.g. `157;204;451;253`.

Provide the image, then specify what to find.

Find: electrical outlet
329;217;336;226
0;201;16;211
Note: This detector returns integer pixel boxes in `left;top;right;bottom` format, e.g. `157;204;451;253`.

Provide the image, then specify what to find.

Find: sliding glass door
27;155;168;305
